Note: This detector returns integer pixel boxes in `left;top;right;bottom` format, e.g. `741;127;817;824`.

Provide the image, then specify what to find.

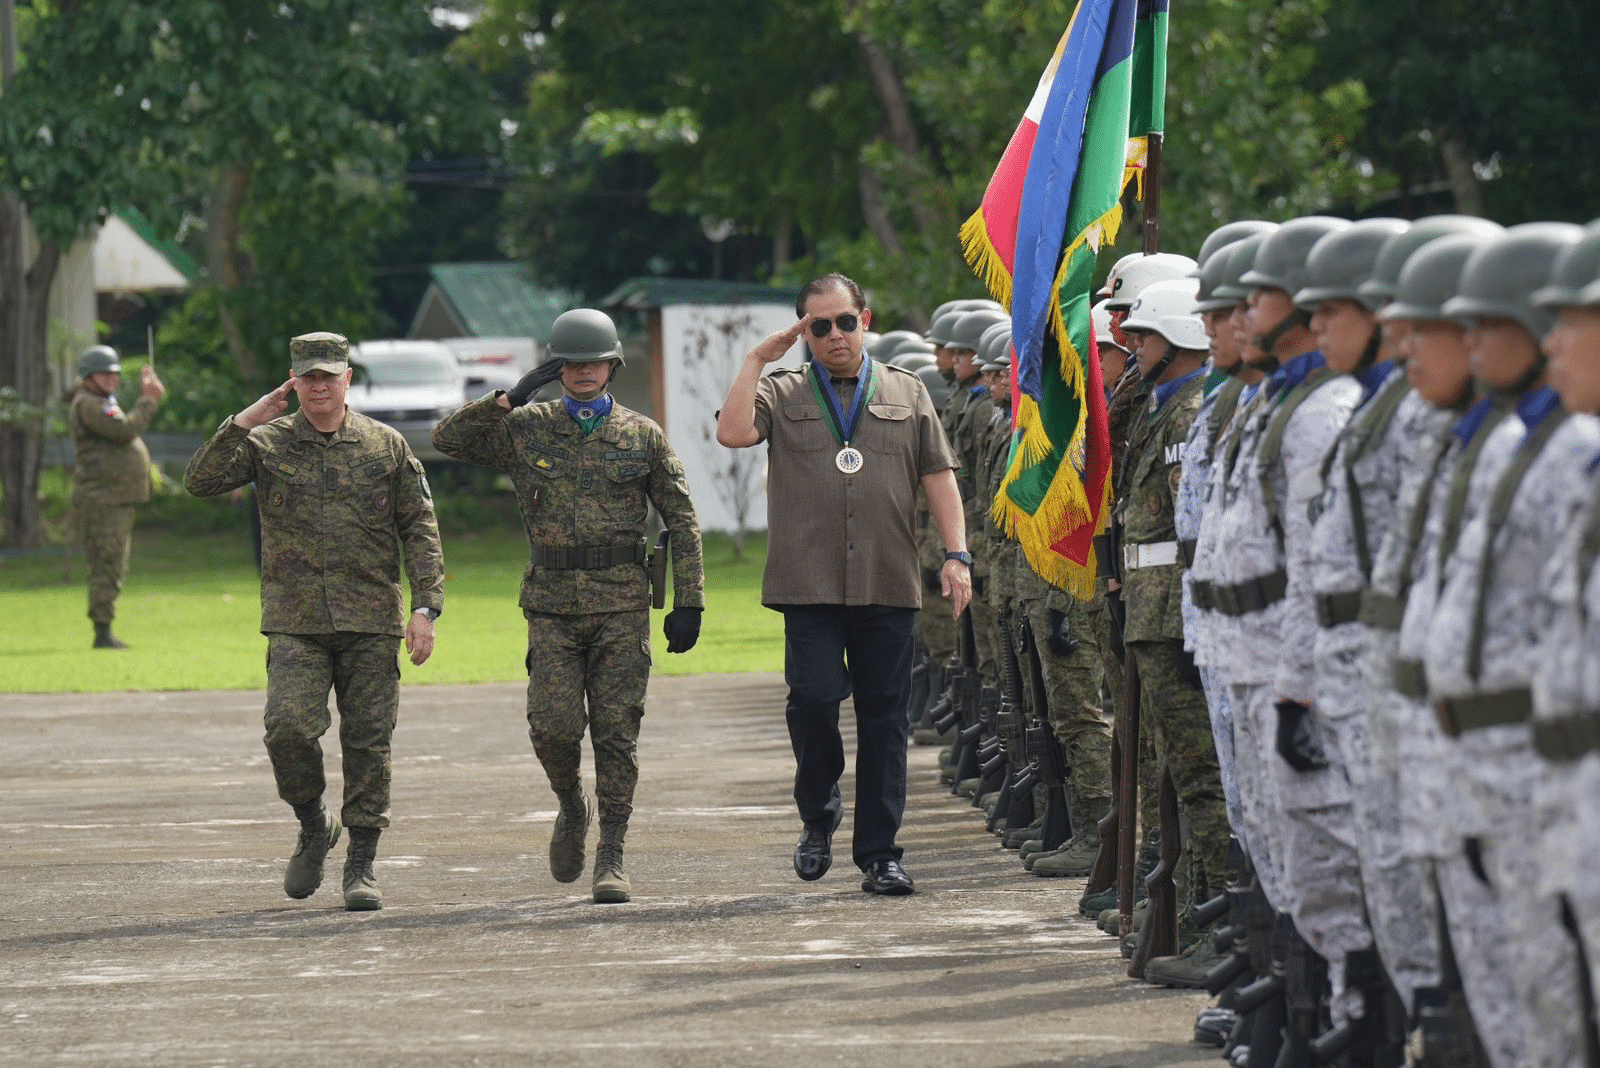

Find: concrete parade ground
3;673;1211;1067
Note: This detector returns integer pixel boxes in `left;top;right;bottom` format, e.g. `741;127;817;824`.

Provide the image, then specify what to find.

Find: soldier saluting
433;308;705;905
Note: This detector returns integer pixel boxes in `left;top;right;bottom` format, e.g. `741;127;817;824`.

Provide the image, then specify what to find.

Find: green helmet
978;322;1012;367
949;309;1008;352
871;330;924;361
1204;231;1276;307
1379;233;1502;324
78;345;120;377
930;300;966;322
951;298;1005;314
1441;222;1588;338
1294;218;1411;311
1533;220;1600;309
1240;216;1350;296
1359;215;1505;306
925;309;964;346
917;364;953;408
1194;220;1277;270
547;308;623;364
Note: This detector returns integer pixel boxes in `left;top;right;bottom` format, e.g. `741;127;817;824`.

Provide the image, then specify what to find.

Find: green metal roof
427;262;574;341
599;277;796;310
116;205;201;284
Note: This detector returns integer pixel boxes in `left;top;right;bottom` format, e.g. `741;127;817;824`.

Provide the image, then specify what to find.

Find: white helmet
1123;278;1206;350
1097;252;1143;298
1090;301;1127;352
1104;252;1200;311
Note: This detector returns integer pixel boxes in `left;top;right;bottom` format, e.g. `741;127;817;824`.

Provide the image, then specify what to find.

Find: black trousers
781;603;916;869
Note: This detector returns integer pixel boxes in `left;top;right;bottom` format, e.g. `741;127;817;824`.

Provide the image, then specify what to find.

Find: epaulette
881;362;919;377
769;366;803;377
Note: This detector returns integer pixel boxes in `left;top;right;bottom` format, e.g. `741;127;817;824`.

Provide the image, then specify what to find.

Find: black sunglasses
808;313;860;338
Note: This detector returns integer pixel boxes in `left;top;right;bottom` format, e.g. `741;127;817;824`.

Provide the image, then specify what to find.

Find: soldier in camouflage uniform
185;332;444;912
69;345;166;648
911;313;961;742
433;309;705;906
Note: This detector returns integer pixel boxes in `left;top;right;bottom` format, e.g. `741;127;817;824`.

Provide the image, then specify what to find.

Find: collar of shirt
1356;360;1399;403
1202;367;1231;398
1452;396;1499;448
1153;366;1205;408
1514;384;1562;441
292;409;348;444
1266;349;1326;401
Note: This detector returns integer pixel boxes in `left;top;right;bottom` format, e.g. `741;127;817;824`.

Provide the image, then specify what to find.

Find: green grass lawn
1;516;785;693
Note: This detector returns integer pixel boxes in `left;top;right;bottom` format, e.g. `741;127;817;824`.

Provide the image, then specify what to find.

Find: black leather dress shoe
861;858;915;896
793;810;842;882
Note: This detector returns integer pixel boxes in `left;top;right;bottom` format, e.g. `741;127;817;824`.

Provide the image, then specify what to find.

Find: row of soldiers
891;213;1600;1067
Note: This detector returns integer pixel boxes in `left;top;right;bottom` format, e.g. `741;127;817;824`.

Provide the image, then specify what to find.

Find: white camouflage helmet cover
1090;301;1127;352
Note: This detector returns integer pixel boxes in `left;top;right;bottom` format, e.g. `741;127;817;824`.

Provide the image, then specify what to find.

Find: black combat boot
343;827;383;911
93;622;128;649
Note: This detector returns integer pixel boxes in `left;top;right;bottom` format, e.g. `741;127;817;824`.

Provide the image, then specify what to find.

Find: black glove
1274;700;1328;772
1175;647;1203;688
1044;608;1078;657
506;358;566;407
664;607;703;654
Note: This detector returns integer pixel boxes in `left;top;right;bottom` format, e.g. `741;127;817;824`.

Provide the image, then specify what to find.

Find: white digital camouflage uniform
1306;368;1432;1011
1386;402;1523;1068
1176;374;1246;838
1424;397;1599;1068
1533;461;1600;1025
1211;353;1368;1026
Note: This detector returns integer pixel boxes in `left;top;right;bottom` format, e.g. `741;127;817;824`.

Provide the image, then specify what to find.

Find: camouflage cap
289;332;350;375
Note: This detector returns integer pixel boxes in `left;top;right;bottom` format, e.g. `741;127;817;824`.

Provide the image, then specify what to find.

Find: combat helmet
1379;232;1504;324
548;309;624;365
1105;253;1199;311
1533;220;1600;309
948;308;1009;353
1194;220;1277;271
1441;222;1588;339
917;364;953;408
1124;278;1206;356
1240;216;1350;297
1294;218;1411;311
1204;231;1276;309
77;345;120;377
1091;302;1128;352
925;309;964;346
1359;215;1506;307
977;322;1012;368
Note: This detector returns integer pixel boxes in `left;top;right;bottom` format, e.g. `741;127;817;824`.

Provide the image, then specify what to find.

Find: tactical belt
1209;569;1288;617
1392;658;1428;699
1359;590;1405;632
1192;580;1215;612
1179;539;1198;567
1433;688;1532;738
1123;541;1180;571
1534;714;1600;762
531;540;647;570
1314;591;1363;628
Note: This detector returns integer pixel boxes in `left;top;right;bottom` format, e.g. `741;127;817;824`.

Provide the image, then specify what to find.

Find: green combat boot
343;827;383;911
1143;936;1226;989
592;824;630;904
549;790;591;883
284;802;341;899
1031;837;1098;877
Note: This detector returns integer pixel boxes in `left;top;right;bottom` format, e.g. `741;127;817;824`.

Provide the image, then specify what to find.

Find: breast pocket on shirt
261;461;311;515
780;404;831;452
862;403;911;454
352;453;398;517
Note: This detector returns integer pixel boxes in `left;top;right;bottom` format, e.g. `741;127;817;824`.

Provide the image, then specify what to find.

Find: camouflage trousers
78;502;135;624
1130;640;1232;905
264;632;401;830
1022;596;1112;804
525;609;650;828
916;594;958;665
970;592;1001;687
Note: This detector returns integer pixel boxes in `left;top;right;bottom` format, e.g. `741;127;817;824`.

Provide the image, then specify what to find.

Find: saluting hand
139;365;167;402
234;378;296;430
750;316;812;365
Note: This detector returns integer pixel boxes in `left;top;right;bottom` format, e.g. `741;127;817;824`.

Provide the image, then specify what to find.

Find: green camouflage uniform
1119;372;1230;904
184;409;445;829
69;386;157;623
915;484;958;664
952;384;1000;682
432;394;704;827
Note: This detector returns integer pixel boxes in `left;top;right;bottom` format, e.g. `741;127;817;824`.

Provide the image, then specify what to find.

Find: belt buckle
1433;699;1460;738
584;546;603;569
1314;596;1333;628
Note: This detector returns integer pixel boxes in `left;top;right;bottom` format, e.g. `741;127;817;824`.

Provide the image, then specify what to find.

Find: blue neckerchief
1356;360;1399;403
1452;396;1498;447
1266;350;1326;401
563;392;613;435
1153;366;1205;409
1515;385;1562;443
969;384;988;397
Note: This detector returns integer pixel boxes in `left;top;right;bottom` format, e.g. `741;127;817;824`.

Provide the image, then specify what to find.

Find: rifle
1128;758;1181;978
987;607;1036;833
935;608;983;793
1019;613;1072;852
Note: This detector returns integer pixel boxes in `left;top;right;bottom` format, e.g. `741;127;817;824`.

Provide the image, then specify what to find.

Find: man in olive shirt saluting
69;345;166;649
185;332;444;912
717;273;972;896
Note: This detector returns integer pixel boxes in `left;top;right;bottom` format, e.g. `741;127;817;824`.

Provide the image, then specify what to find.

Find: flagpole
1141;132;1162;254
